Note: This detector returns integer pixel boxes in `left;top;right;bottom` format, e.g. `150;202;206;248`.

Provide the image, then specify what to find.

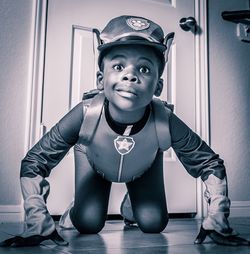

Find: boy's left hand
194;225;250;246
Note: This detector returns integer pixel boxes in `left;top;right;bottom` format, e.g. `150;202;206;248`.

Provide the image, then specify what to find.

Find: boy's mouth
115;87;137;98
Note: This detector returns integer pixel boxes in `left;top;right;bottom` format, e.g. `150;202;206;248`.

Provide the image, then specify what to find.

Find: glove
194;225;250;246
0;229;68;247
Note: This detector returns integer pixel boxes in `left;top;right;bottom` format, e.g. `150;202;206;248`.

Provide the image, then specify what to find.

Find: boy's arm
169;112;249;245
1;102;83;247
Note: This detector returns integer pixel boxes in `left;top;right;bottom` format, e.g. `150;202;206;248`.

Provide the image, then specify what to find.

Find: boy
1;15;249;247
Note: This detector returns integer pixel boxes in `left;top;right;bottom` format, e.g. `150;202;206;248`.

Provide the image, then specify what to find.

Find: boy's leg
126;151;169;233
70;144;112;234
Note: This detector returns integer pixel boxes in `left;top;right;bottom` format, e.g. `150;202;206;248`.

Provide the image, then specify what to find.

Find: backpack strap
151;98;173;151
82;89;101;100
79;92;105;145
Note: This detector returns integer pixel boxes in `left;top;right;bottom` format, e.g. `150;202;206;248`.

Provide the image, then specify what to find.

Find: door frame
25;0;209;219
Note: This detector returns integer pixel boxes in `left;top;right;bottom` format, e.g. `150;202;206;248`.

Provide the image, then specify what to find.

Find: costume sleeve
20;102;83;237
169;112;235;236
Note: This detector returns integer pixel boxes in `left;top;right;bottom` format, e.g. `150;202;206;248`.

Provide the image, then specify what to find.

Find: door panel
42;0;196;215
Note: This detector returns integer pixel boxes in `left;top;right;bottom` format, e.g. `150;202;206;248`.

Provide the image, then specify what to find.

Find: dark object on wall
222;10;250;42
222;10;250;24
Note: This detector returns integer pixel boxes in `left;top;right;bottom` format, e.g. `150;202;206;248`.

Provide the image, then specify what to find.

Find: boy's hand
0;229;68;247
194;225;250;246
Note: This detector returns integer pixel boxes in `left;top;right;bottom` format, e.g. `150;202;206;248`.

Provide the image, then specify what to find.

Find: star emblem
114;136;135;155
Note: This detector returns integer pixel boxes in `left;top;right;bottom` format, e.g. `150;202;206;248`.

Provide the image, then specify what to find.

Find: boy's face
97;45;163;120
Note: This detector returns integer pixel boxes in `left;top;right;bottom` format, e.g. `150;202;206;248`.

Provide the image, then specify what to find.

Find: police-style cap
98;15;174;62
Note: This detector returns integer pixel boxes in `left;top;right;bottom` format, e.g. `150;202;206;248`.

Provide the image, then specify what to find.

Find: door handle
179;17;197;32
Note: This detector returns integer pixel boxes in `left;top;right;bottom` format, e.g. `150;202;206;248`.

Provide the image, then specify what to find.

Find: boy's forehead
105;45;158;60
106;45;155;56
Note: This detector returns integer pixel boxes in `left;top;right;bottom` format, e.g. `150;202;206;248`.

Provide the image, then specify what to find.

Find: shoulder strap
152;98;173;151
79;92;105;145
82;89;101;100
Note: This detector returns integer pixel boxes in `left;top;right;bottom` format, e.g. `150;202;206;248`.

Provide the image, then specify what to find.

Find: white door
41;0;197;215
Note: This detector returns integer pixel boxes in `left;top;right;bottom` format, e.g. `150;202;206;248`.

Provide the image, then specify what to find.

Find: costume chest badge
126;17;150;31
114;136;135;155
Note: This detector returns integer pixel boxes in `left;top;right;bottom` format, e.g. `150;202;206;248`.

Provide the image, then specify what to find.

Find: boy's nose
122;73;138;83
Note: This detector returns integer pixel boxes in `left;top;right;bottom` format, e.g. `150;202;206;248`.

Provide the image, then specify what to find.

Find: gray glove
194;225;250;246
0;229;68;247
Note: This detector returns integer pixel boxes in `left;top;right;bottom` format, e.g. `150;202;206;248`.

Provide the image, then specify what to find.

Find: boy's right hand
0;229;68;247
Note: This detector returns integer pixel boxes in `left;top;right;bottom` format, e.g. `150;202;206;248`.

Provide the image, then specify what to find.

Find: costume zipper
117;125;133;182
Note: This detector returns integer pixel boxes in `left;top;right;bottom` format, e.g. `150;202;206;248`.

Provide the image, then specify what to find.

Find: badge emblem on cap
126;17;150;31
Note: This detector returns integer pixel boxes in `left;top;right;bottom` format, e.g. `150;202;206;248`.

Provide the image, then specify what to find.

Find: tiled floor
0;217;249;253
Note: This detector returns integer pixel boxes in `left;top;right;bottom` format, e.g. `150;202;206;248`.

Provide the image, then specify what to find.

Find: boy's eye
113;64;124;71
139;66;150;74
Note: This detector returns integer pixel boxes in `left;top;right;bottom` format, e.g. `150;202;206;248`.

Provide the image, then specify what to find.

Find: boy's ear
96;71;104;90
154;78;163;97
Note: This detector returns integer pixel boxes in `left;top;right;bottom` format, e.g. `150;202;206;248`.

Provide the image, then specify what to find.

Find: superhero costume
18;90;233;237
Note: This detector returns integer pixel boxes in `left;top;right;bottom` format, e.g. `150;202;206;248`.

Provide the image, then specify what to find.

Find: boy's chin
112;99;139;111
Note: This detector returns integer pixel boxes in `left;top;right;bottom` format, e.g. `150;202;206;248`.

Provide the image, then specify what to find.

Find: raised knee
75;218;104;234
70;207;105;234
135;207;169;233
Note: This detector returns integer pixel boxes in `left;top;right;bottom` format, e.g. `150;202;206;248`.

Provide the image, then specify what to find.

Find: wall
0;0;35;220
208;0;250;214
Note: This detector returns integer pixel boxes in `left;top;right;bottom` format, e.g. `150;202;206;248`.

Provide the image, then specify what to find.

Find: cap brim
98;40;167;53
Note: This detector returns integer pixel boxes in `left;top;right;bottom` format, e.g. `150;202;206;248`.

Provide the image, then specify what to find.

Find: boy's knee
70;207;105;234
74;219;104;234
136;206;169;233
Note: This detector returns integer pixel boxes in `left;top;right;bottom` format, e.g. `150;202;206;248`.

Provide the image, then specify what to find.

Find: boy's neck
107;102;147;124
104;100;150;136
